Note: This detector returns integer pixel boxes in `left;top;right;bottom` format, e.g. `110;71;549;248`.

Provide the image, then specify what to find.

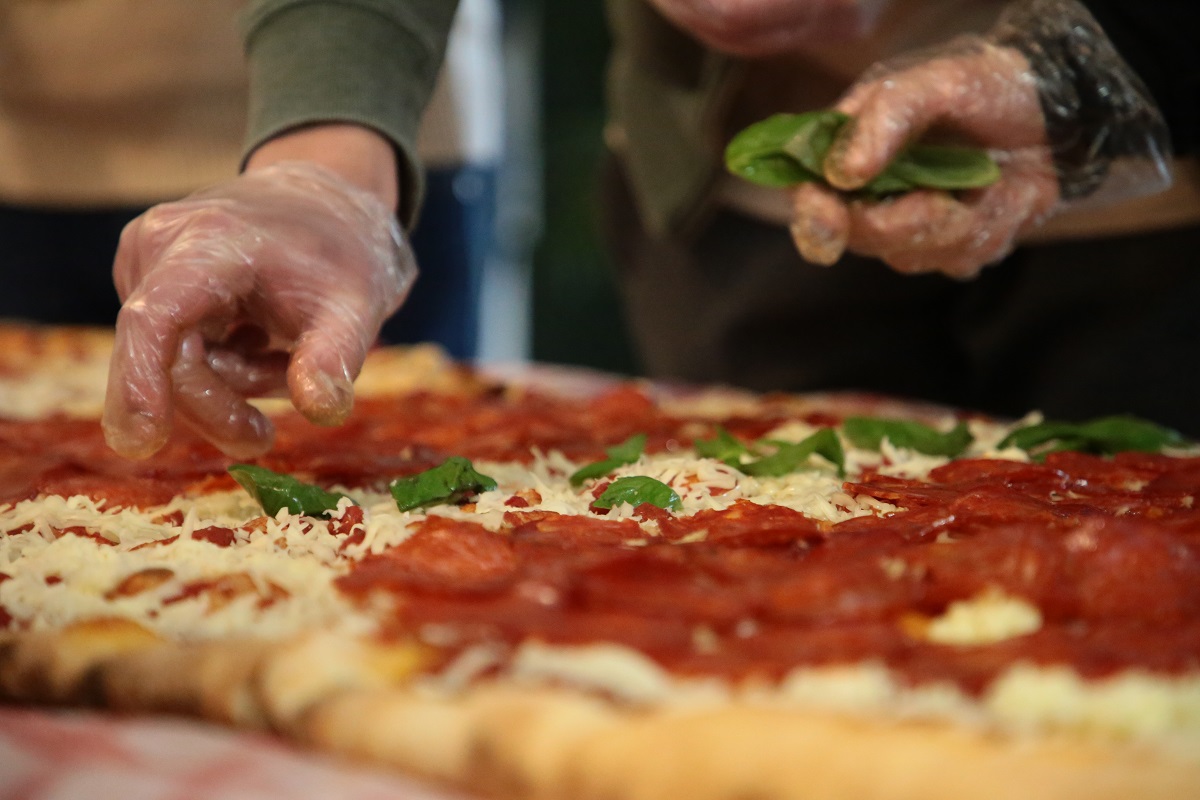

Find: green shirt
237;0;728;235
240;0;460;227
605;0;739;237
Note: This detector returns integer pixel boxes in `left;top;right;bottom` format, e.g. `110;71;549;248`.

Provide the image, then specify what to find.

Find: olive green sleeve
240;0;460;228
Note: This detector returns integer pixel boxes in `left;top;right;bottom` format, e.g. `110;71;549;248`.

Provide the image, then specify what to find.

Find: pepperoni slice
340;516;517;595
572;546;755;624
34;468;181;510
507;511;642;547
656;500;824;547
191;526;238;547
764;553;925;623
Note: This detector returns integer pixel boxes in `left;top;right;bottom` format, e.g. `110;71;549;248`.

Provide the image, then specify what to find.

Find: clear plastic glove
647;0;891;56
790;0;1172;278
103;161;415;460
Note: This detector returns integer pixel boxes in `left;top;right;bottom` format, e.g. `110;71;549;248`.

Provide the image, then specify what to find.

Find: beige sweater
0;1;250;207
0;0;477;221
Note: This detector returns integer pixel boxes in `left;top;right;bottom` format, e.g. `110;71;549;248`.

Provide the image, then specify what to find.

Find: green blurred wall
531;0;638;375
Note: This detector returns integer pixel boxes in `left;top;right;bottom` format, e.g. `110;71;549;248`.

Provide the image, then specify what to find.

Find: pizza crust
0;618;161;703
0;322;490;421
298;681;1200;800
2;624;1197;800
1;322;1198;799
95;637;276;728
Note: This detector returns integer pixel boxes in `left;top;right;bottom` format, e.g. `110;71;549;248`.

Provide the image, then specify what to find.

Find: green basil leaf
390;456;498;512
741;428;846;478
693;427;754;467
861;171;917;196
843;417;973;458
592;476;682;512
888;144;1002;190
726;110;999;195
997;422;1086;453
733;153;819;188
1077;416;1186;452
779;111;848;174
229;464;353;518
998;415;1185;458
570;433;648;487
724;112;825;187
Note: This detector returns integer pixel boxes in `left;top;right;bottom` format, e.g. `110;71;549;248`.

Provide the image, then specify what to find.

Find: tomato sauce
326;396;1200;693
5;385;1200;695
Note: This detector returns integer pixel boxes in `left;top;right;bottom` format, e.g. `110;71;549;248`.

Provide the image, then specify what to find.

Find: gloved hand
103;160;415;460
790;0;1172;278
647;0;891;56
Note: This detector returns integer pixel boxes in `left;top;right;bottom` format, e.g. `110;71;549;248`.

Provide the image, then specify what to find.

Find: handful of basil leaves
725;110;999;196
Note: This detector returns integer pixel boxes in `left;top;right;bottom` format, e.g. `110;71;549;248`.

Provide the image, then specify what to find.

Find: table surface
0;707;477;800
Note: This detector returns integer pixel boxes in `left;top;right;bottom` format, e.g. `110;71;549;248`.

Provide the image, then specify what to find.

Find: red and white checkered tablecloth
0;707;475;800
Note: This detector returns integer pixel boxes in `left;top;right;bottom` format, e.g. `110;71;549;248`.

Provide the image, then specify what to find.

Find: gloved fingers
826;42;1044;191
826;68;946;191
103;255;251;459
112;215;144;302
842;158;1058;277
286;302;378;427
103;310;175;460
114;199;246;301
169;333;275;459
270;222;415;427
789;182;851;265
206;344;292;398
106;161;413;459
851;191;984;260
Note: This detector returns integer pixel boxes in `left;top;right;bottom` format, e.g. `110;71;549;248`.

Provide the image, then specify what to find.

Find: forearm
994;0;1171;200
240;0;459;226
245;123;399;213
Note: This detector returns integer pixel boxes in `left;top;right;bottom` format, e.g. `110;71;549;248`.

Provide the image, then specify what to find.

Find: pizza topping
569;433;647;486
917;589;1044;645
696;426;847;478
985;665;1200;740
0;490;378;639
340;516;517;595
190;526;238;547
725;110;999;195
507;511;643;546
327;504;366;538
163;573;290;611
999;415;1187;459
5;361;1200;744
591;477;682;512
738;429;845;478
693;427;752;466
30;472;183;511
229;464;353;518
508;640;727;705
843;416;974;458
104;567;175;599
388;457;498;512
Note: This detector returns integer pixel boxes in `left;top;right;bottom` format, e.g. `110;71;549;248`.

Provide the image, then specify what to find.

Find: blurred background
0;0;634;375
445;0;637;375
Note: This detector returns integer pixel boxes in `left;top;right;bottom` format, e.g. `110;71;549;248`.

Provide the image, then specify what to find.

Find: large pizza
0;323;1197;799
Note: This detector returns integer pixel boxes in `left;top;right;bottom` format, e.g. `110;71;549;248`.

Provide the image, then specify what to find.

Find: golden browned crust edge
0;619;161;704
0;321;493;422
297;683;1200;800
0;322;116;372
4;624;1197;800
